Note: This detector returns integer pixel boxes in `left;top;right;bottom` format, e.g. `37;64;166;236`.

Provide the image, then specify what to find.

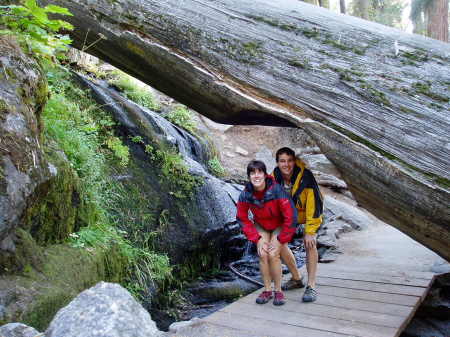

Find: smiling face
249;168;266;191
277;153;295;179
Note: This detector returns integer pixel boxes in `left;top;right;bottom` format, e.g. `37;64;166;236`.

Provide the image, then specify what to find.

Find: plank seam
218;308;395;337
235;301;405;329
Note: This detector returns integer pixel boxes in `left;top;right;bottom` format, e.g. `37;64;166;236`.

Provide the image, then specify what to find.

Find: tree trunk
353;0;371;19
426;0;449;42
41;0;450;261
320;0;330;9
340;0;347;14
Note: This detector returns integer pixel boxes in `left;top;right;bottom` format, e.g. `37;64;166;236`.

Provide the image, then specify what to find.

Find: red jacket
236;176;297;244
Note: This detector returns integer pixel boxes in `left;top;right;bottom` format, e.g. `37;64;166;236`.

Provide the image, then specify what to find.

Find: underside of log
41;0;450;261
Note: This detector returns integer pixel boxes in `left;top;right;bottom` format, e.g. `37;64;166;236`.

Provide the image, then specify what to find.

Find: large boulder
0;323;41;337
45;282;161;337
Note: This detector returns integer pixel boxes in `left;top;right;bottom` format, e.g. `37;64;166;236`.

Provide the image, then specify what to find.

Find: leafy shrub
106;137;130;167
0;0;73;60
108;70;161;111
164;105;197;136
154;148;202;199
208;157;226;177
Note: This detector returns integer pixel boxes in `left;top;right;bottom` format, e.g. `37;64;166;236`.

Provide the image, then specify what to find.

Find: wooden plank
393;274;437;337
287;291;412;316
242;292;406;328
220;301;398;337
165;320;272;337
319;285;420;306
309;265;436;280
317;277;426;296
205;310;348;337
314;270;431;287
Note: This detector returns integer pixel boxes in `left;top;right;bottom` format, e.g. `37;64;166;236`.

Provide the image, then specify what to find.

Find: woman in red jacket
236;160;297;306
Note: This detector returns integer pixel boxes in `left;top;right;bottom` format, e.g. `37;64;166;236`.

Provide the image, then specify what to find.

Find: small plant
164;105;197;136
0;0;73;60
208;157;226;177
105;137;130;167
155;149;202;199
108;70;161;111
130;135;143;143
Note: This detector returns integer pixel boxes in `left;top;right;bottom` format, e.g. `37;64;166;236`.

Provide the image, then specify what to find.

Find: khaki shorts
255;223;282;236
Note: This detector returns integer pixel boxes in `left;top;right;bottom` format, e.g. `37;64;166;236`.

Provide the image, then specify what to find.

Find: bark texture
426;0;449;42
41;0;450;261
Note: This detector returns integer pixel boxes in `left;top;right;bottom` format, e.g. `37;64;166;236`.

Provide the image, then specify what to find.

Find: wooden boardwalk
201;263;436;337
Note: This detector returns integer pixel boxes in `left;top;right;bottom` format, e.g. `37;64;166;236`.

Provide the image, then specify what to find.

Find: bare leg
305;243;318;288
269;233;283;292
258;231;272;291
280;244;302;280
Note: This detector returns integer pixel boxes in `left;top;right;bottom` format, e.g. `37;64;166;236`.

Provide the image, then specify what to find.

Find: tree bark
41;0;450;261
340;0;347;14
426;0;449;42
353;0;371;20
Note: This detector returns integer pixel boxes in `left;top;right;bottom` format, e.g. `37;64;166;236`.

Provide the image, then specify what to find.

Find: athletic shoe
273;291;286;306
255;290;273;304
302;286;317;302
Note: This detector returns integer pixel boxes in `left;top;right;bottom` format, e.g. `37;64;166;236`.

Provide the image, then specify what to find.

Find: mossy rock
0;240;127;331
0;229;44;274
21;140;100;246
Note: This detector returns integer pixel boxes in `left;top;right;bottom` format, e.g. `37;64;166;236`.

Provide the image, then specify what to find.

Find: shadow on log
41;0;450;261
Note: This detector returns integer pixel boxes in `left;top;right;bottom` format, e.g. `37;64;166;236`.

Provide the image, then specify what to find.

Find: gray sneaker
302;286;317;302
281;277;305;291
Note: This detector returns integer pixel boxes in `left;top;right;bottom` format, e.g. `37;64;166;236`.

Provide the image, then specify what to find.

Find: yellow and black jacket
272;159;323;235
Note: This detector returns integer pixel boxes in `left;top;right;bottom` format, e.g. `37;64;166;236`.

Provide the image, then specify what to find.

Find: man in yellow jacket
272;147;323;302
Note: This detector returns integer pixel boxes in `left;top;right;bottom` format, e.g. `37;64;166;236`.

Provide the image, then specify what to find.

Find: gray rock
319;250;341;263
0;323;41;337
402;318;447;337
317;234;337;248
235;146;249;156
45;282;161;337
430;258;450;274
324;196;371;231
315;172;348;191
0;36;51;253
255;146;276;173
168;318;200;333
302;154;342;179
195;176;239;228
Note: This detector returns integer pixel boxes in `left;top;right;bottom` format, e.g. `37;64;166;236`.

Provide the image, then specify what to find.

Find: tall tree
426;0;449;41
350;0;405;28
352;0;370;19
340;0;347;13
411;0;449;42
371;0;406;28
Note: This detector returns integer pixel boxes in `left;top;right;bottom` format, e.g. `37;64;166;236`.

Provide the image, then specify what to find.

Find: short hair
275;147;296;162
247;160;267;177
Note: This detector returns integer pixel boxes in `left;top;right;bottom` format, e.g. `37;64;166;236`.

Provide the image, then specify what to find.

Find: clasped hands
257;237;281;256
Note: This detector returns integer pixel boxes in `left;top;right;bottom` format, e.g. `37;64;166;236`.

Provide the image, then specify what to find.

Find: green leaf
58;34;72;45
57;20;74;30
24;0;39;11
44;4;73;16
10;5;31;16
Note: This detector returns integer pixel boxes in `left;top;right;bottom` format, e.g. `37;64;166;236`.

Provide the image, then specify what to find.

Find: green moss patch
412;81;449;103
20;243;126;331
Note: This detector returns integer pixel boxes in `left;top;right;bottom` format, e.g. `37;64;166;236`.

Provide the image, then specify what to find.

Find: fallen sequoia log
43;0;450;260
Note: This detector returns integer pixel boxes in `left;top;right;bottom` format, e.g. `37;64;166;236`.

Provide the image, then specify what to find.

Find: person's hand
257;238;270;256
304;234;316;250
269;236;281;253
